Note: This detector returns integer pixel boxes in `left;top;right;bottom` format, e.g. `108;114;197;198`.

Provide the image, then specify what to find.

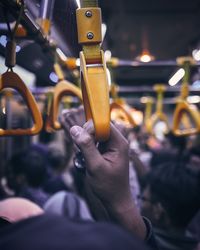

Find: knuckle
78;133;92;147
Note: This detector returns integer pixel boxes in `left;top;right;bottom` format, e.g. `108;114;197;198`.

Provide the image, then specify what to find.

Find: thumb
70;125;102;173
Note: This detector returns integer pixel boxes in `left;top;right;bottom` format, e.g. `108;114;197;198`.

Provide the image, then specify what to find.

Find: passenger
141;163;200;250
0;198;43;224
43;147;72;194
44;190;93;221
6;147;49;207
0;109;157;249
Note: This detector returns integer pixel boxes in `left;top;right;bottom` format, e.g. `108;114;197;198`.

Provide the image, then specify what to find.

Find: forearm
104;192;147;240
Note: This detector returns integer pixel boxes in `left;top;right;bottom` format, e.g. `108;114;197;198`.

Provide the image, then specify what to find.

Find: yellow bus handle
0;71;43;136
110;101;136;127
80;51;110;141
172;100;200;136
49;80;82;130
148;85;169;133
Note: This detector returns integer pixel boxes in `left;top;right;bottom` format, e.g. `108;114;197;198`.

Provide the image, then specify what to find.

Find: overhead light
49;72;58;83
75;0;80;8
137;49;155;63
168;68;185;86
187;95;200;104
56;48;67;61
75;58;80;67
192;49;200;61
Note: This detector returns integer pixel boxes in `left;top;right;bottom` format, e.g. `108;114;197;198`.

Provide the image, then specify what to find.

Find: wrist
103;191;147;240
105;191;135;215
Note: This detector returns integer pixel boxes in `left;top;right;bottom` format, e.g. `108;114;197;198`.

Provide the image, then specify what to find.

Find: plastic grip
0;72;43;136
49;80;82;130
110;102;136;127
172;100;200;136
80;51;110;141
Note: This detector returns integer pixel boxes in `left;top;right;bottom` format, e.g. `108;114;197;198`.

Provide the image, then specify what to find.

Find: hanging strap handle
0;3;43;136
148;84;169;134
47;63;82;130
110;84;136;127
76;0;110;141
172;57;200;136
0;72;43;136
110;101;137;127
141;97;154;133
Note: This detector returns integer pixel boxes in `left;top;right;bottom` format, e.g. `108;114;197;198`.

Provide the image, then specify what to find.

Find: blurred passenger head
47;147;67;174
141;163;200;229
6;147;48;191
0;198;43;223
150;149;177;169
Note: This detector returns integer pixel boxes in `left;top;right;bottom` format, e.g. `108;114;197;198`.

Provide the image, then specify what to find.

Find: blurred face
140;186;160;226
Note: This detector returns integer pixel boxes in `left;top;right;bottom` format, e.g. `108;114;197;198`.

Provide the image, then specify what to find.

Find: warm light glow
105;50;112;61
2;107;6;114
56;48;67;61
131;110;143;125
106;68;111;86
137;50;155;63
192;49;200;61
76;58;80;67
75;0;80;8
168;68;185;86
187;95;200;104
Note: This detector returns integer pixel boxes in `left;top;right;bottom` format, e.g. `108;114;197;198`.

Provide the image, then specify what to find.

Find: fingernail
70;126;81;137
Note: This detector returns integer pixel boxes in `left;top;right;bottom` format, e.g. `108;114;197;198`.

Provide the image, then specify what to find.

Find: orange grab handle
48;80;82;130
172;100;200;136
80;51;110;141
0;71;43;136
148;85;169;134
141;97;154;133
110;102;136;127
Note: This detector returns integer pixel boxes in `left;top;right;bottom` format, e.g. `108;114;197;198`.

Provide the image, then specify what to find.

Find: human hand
60;108;146;238
69;120;130;207
60;106;86;144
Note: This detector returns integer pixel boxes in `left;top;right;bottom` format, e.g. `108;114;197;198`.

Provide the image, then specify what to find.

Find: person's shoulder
0;214;149;250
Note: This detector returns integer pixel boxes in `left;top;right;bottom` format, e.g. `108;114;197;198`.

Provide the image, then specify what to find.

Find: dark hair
150;149;178;169
166;131;187;152
22;149;47;187
146;163;200;227
47;148;67;172
8;148;48;188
